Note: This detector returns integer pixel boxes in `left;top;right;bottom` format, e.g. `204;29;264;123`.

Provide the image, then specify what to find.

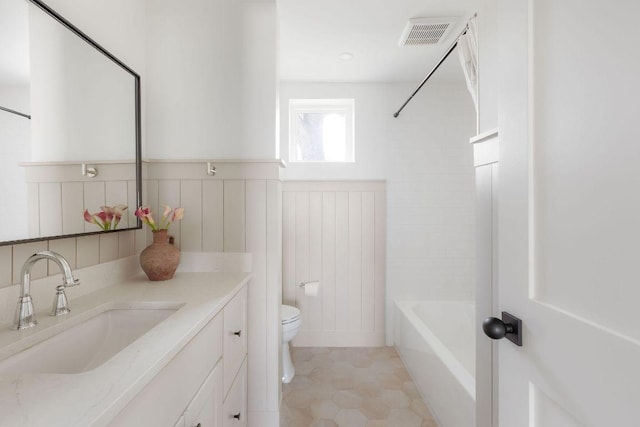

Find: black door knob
482;311;523;346
483;317;513;339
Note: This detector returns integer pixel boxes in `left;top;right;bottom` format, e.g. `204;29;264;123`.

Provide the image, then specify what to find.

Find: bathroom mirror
0;0;141;245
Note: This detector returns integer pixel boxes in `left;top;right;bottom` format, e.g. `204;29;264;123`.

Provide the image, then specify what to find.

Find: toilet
281;304;302;383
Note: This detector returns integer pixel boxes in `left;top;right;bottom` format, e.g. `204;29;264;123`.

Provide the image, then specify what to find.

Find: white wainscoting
283;181;386;347
22;162;138;237
144;160;283;425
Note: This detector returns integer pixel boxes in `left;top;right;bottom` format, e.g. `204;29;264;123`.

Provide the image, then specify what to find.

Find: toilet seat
281;305;301;325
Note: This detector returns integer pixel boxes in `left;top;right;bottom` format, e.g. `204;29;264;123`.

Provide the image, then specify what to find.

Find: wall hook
81;163;98;178
206;162;216;176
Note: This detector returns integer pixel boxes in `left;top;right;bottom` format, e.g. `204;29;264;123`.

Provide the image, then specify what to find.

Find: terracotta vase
140;229;180;281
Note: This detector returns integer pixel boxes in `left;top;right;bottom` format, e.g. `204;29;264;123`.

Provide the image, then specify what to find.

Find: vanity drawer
110;313;223;427
184;361;223;427
223;358;247;427
223;286;247;396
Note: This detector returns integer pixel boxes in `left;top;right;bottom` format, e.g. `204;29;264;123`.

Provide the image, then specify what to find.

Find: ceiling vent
398;17;457;46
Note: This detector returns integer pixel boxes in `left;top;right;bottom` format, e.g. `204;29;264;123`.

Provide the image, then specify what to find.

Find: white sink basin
0;306;181;375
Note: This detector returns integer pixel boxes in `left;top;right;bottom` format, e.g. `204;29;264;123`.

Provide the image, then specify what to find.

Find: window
289;99;355;163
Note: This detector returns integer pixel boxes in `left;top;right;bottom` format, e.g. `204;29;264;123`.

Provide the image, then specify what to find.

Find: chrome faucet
13;251;80;330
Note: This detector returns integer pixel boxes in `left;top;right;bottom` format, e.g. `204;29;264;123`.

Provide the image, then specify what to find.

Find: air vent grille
399;18;457;46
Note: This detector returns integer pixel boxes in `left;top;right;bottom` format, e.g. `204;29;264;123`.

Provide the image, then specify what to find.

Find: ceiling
277;0;476;84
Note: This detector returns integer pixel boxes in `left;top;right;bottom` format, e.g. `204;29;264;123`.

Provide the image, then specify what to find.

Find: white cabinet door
223;286;247;396
495;0;640;425
109;315;223;427
184;362;223;427
223;359;247;427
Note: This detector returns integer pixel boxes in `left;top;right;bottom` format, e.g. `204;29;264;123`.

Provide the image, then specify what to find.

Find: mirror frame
1;0;142;246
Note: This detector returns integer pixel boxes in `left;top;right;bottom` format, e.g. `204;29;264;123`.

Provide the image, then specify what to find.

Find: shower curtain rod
393;18;474;118
0;105;31;120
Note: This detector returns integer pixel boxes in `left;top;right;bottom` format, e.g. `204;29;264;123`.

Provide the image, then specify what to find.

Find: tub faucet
13;251;80;330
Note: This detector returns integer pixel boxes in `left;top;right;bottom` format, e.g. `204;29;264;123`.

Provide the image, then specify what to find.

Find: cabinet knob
233;412;241;420
233;330;242;337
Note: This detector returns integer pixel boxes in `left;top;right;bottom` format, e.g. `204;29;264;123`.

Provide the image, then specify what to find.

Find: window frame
288;98;355;163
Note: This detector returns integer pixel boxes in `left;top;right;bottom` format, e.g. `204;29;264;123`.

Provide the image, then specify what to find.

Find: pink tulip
161;204;172;219
85;205;128;231
101;206;115;217
96;211;109;226
135;205;183;231
99;207;115;230
112;205;128;228
84;210;107;231
135;206;158;230
158;204;173;229
83;209;97;224
135;206;149;218
172;207;185;221
145;213;156;227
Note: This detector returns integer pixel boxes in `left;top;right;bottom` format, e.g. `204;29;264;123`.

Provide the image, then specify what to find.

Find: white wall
478;0;498;132
0;85;29;115
145;0;278;160
40;0;146;73
0;85;30;241
241;2;278;159
43;0;147;155
385;84;476;303
29;3;136;162
280;81;476;343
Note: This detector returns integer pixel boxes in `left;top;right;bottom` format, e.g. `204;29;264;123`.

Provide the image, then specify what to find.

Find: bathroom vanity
0;269;250;427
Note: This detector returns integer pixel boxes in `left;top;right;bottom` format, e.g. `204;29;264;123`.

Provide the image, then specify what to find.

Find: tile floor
280;347;438;427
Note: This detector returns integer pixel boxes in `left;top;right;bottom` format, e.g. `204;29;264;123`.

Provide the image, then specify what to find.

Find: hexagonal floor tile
334;409;368;427
311;420;339;427
388;408;423;427
360;398;390;420
282;347;437;427
332;390;363;409
309;400;340;419
379;389;411;409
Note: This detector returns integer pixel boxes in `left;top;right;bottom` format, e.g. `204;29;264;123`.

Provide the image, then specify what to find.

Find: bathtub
394;300;475;427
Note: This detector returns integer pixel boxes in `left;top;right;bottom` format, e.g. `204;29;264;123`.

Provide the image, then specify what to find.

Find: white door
492;0;640;425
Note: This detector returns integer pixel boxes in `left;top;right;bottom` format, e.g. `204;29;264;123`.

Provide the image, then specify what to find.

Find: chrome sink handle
13;251;80;330
51;280;79;317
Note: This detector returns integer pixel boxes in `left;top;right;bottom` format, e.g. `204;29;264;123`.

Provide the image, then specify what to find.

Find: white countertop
0;270;251;427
